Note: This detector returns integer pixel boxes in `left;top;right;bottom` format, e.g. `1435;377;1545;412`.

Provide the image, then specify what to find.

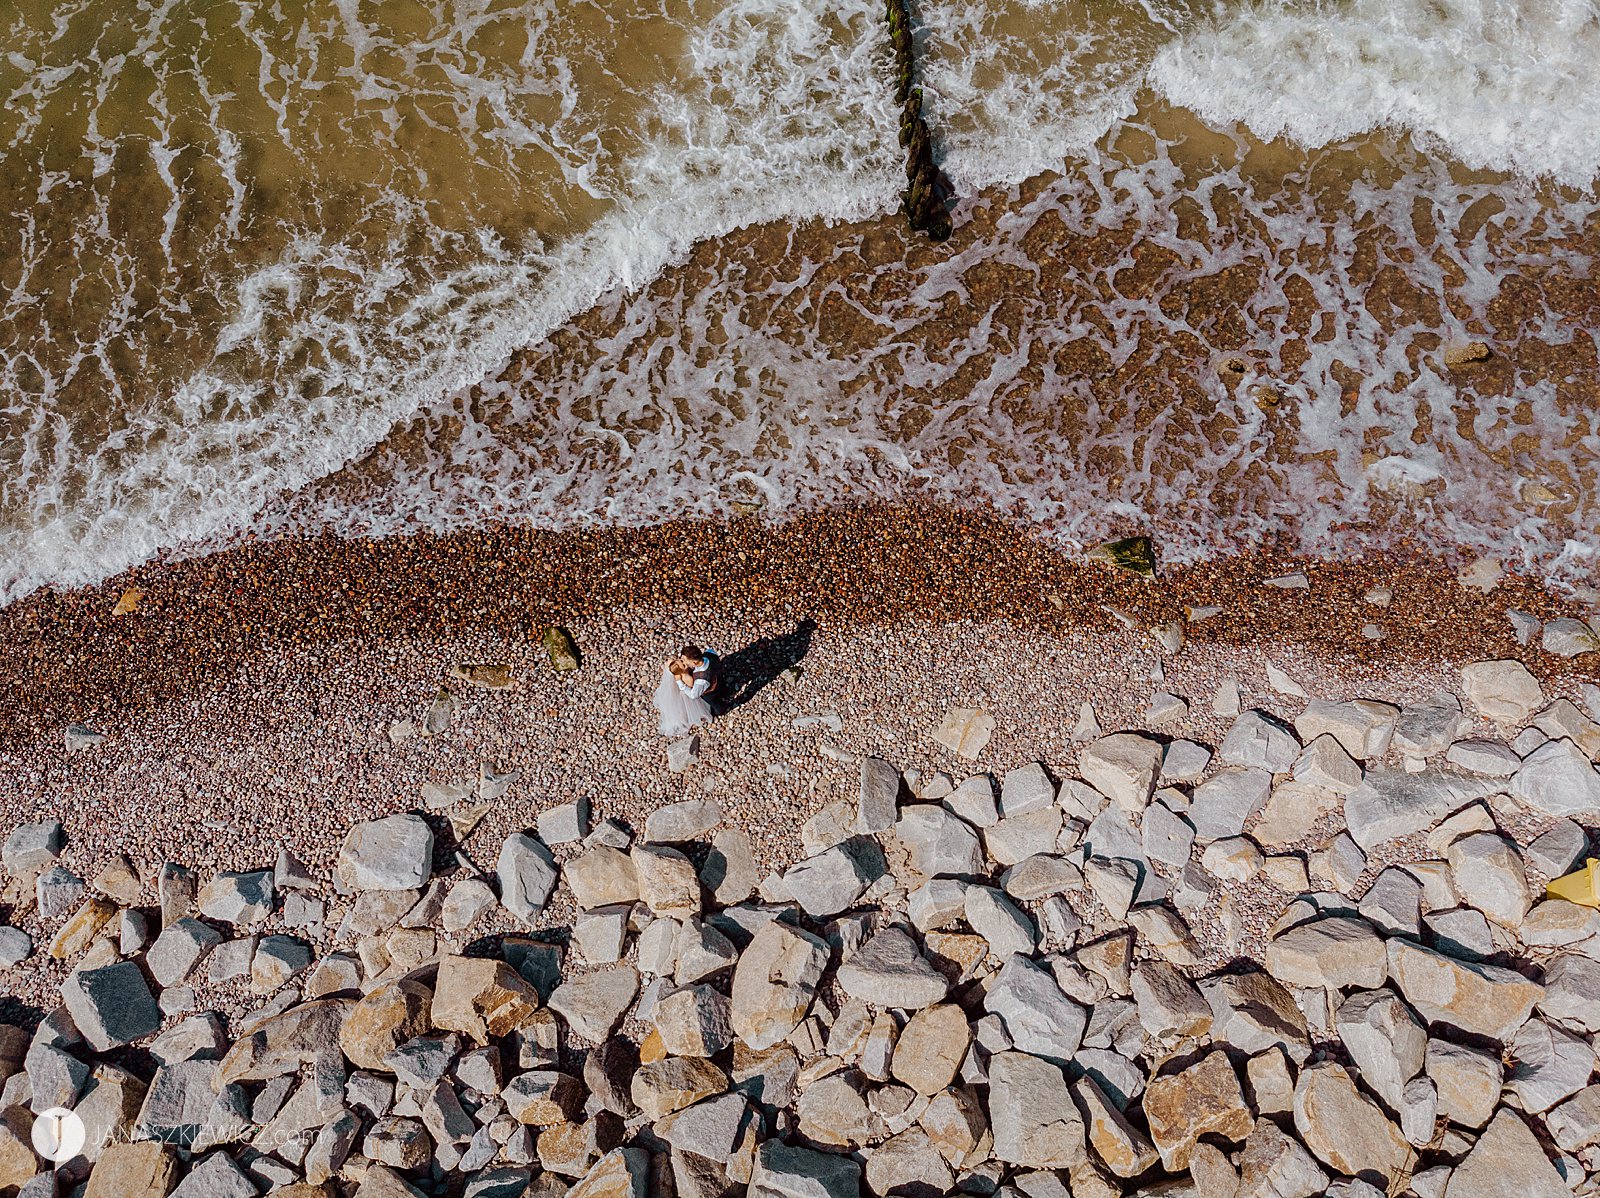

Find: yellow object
1546;858;1600;907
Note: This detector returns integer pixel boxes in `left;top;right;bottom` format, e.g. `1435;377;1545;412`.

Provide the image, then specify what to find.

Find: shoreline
4;503;1592;745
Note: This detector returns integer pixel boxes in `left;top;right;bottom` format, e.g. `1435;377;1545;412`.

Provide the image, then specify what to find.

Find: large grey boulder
749;1141;859;1198
1343;767;1496;850
1141;803;1196;871
835;927;947;1009
1512;738;1600;816
168;1150;257;1198
984;954;1087;1062
730;920;830;1051
782;837;885;918
1393;693;1470;758
1219;710;1301;773
894;805;983;880
338;814;434;890
135;1059;220;1143
1536;953;1600;1032
1235;1118;1328;1198
496;833;557;925
147;918;223;988
988;1051;1087;1170
1334;989;1425;1111
547;966;639;1042
1442;1108;1569;1198
62;961;160;1051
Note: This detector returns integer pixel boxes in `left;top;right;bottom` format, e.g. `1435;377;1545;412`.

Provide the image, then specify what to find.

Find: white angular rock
644;799;723;844
964;886;1037;959
1443;1108;1569;1198
1387;939;1543;1041
339;814;434;891
999;762;1057;818
1394;693;1471;758
1141;803;1195;871
1077;735;1163;813
1446;832;1531;927
782;837;885;918
858;757;901;833
1293;734;1363;792
1505;1018;1594;1113
1264;916;1387;991
1295;699;1398;760
985;954;1088;1061
836;927;948;1009
1343;767;1497;850
1512;738;1600;817
894;805;983;880
1161;739;1211;782
1445;739;1520;776
1542;617;1600;657
729;920;830;1051
1220;710;1301;773
1460;659;1544;724
1188;768;1272;841
1334;988;1426;1110
942;774;998;828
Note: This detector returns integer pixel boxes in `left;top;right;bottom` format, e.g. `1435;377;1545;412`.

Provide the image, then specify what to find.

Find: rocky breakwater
3;658;1600;1196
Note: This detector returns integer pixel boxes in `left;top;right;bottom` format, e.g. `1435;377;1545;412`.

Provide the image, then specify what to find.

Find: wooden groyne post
885;0;953;242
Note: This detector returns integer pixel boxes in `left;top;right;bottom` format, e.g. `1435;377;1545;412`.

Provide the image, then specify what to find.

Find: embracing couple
652;644;724;737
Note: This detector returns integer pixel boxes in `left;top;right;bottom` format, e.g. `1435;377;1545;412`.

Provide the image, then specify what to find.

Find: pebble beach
5;504;1600;1196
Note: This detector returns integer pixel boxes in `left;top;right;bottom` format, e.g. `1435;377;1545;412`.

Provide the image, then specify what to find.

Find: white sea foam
1149;0;1600;186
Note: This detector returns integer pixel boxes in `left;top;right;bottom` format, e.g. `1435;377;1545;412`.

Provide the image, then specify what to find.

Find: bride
652;645;718;736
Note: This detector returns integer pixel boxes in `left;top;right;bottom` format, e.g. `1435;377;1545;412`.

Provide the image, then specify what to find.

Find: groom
672;645;725;716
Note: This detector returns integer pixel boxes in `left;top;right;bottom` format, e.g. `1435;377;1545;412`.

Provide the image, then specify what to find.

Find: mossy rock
542;626;581;672
1088;536;1157;579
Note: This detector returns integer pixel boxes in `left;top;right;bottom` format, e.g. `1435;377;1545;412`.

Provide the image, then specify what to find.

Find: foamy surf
3;0;1599;605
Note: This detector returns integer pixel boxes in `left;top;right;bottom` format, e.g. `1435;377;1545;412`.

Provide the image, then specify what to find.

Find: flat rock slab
1387;939;1543;1042
1343;768;1497;850
835;927;948;1009
338;815;434;891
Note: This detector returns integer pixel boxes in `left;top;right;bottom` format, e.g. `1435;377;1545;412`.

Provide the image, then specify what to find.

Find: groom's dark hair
679;645;705;663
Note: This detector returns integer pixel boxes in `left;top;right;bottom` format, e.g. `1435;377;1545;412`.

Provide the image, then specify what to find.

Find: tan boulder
49;896;117;959
0;1107;37;1192
565;847;639;910
431;954;540;1044
1263;916;1387;991
630;845;702;917
918;1086;989;1168
631;1057;728;1121
891;1004;971;1096
1074;1074;1159;1177
569;1147;650;1198
1387;939;1542;1041
1142;1049;1254;1170
83;1141;177;1198
729;920;830;1050
1292;1062;1412;1183
1444;1108;1569;1198
339;979;434;1070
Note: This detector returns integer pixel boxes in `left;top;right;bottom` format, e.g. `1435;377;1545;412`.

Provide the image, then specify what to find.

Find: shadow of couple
710;618;817;715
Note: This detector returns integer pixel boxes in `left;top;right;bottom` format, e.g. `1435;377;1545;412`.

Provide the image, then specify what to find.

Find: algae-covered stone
1089;536;1156;578
543;627;580;672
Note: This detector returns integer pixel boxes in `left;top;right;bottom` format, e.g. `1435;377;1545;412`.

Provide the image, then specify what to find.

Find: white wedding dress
653;667;712;736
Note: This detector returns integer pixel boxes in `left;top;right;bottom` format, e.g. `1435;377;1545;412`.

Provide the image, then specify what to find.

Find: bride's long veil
653;667;693;736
